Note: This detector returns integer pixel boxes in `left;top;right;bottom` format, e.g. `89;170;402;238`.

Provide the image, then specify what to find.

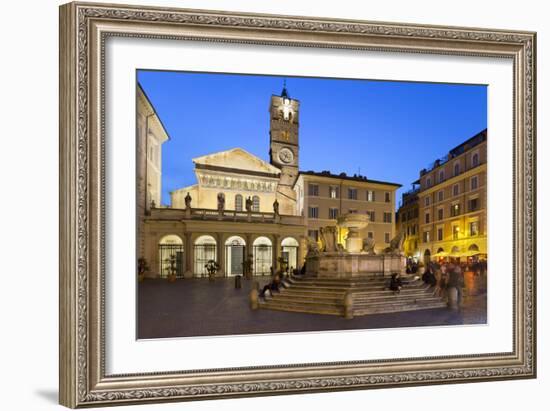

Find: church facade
138;84;400;279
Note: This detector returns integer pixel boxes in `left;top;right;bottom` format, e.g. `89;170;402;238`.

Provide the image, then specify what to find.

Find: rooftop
420;128;487;176
298;170;402;188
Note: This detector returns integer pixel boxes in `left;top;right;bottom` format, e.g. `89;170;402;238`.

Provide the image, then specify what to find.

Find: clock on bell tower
269;83;300;214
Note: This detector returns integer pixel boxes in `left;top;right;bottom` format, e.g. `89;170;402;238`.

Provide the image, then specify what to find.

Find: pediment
193;148;281;176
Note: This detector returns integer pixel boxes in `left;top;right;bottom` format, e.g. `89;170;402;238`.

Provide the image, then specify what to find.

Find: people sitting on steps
389;273;403;295
259;273;282;298
422;266;437;287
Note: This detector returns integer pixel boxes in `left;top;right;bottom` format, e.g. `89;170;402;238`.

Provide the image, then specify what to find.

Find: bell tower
269;82;300;214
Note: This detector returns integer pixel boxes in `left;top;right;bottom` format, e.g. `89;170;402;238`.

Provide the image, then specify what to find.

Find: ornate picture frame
59;1;536;408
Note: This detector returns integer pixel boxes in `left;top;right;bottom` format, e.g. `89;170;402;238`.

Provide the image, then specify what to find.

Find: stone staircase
258;274;447;317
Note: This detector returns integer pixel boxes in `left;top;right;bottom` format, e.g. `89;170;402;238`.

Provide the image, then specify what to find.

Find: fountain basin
306;252;405;278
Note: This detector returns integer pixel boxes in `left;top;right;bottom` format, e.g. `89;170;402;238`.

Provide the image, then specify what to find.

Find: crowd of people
418;259;487;308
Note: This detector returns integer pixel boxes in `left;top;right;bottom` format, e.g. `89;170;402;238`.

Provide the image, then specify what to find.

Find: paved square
138;278;487;339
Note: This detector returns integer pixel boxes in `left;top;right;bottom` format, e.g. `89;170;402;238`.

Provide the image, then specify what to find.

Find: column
272;234;280;273
245;233;253;278
216;232;225;277
184;231;193;278
299;235;308;270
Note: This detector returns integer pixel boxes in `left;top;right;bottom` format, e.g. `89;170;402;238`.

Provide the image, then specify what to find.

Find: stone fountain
305;213;406;278
337;213;369;253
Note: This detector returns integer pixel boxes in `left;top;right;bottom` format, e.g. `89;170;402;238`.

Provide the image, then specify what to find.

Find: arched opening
253;236;272;276
224;236;246;277
281;237;299;273
437;247;445;253
451;246;461;254
194;235;217;277
234;194;243;211
423;249;431;265
252;195;260;212
468;244;479;251
158;235;184;278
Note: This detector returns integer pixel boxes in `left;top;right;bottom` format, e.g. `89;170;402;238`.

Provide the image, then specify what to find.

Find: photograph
56;1;536;407
136;70;488;339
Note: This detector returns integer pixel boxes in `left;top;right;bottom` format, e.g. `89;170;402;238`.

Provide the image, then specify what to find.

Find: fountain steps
258;275;446;317
281;282;427;293
266;293;441;307
260;301;343;316
354;302;448;316
279;287;431;300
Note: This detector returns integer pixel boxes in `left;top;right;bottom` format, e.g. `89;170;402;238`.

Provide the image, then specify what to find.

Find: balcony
148;207;305;226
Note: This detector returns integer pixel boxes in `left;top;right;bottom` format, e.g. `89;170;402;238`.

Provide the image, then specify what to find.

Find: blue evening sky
137;70;487;209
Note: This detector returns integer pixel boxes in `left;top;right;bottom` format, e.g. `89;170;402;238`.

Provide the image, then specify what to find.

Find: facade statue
245;196;253;212
217;193;225;212
384;229;405;255
362;237;376;255
305;238;321;258
319;226;338;252
184;192;192;209
273;199;280;216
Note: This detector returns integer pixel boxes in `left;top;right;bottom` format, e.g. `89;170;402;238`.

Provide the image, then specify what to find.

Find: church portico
143;211;306;279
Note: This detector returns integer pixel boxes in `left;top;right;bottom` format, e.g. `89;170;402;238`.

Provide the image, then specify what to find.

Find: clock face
278;148;294;164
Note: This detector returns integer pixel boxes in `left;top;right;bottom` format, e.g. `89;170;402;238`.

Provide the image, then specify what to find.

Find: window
452;225;460;240
437;227;444;241
329;208;339;219
384;233;391;243
308;230;319;241
468;198;479;212
454;162;460;176
424;196;430;206
471;176;478;190
438;190;444;202
308;183;319;196
439;170;445;182
437;208;444;220
469;221;479;236
348;188;358;200
252;195;260;212
329;186;339;199
401;213;407;222
412;225;417;235
453;184;460;196
367;231;374;239
385;192;391;203
348;208;357;214
426;177;432;188
425;212;430;224
367;210;375;222
472;153;479;167
450;203;461;217
423;231;431;243
367;190;375;202
308;206;319;219
383;212;392;223
235;194;243;211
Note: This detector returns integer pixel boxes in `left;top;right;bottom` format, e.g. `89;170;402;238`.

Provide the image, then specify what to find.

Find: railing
420;154;451;175
148;207;305;225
